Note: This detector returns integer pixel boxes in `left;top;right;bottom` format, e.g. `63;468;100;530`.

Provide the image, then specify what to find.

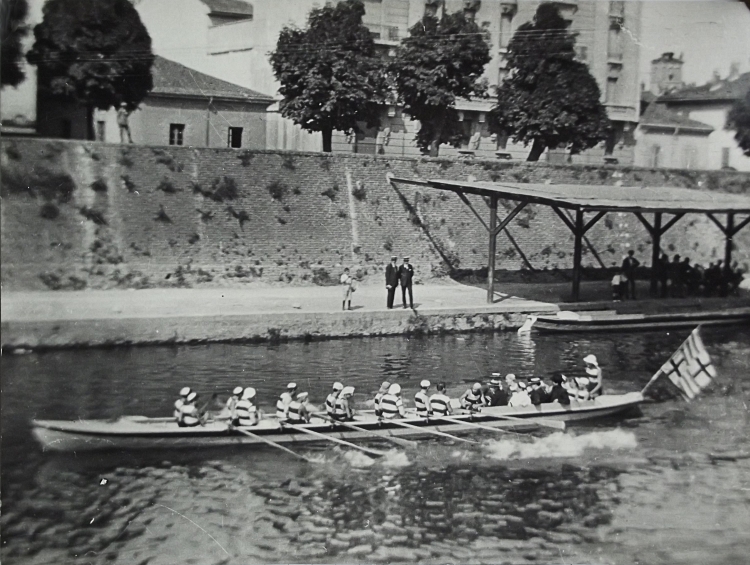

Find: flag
641;326;718;401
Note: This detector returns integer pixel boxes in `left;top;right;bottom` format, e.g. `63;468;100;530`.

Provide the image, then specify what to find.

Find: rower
379;384;406;420
460;383;485;412
414;380;432;418
286;382;298;400
583;354;603;397
548;372;571;405
174;387;192;421
374;381;391;417
287;392;311;424
178;391;204;427
332;386;355;421
234;387;259;426
508;381;532;408
429;382;453;416
276;392;292;420
226;386;243;420
325;382;344;418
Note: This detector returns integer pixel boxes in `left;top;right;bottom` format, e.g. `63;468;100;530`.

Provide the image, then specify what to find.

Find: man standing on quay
399;256;414;309
385;255;399;309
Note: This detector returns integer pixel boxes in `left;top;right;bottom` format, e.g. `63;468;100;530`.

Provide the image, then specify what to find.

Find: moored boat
31;392;643;452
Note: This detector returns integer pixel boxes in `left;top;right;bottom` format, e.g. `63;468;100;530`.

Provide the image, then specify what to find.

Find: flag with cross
641;326;718;401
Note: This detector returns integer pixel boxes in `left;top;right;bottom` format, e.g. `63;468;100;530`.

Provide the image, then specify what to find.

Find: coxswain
333;386;356;421
460;383;485;411
529;377;550;405
583;355;603;397
234;387;259;426
429;382;453;416
414;380;432;418
226;386;243;420
325;382;344;418
276;392;292;420
508;381;532;408
486;378;509;407
379;383;406;419
287;392;311;424
548;372;571;405
374;381;391;417
286;382;298;400
178;391;204;427
174;387;192;421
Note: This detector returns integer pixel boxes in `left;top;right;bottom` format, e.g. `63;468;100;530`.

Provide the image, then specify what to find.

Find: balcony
605;103;637;122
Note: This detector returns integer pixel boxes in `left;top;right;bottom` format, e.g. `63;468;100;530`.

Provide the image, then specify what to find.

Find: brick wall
2;138;749;291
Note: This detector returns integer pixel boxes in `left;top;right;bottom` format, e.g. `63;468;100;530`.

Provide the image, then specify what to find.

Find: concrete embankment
1;284;558;350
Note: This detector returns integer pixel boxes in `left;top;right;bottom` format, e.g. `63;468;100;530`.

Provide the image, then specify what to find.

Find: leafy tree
489;3;610;161
1;0;29;87
27;0;154;139
727;89;750;156
391;11;490;157
269;0;388;152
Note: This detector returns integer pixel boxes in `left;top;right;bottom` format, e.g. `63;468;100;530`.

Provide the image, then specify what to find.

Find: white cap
232;386;243;396
187;391;198;402
242;387;256;400
420;379;431;388
583;354;598;366
297;391;309;401
341;386;355;397
180;387;192;397
517;382;527;389
490;379;501;386
491;373;501;377
287;382;297;389
472;382;481;391
333;382;344;391
388;383;401;395
505;374;516;382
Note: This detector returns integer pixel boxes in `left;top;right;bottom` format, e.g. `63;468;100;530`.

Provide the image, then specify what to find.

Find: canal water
2;328;749;565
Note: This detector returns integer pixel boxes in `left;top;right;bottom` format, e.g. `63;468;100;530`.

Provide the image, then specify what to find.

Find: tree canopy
269;0;388;152
390;11;490;157
727;89;750;157
27;0;154;138
489;3;610;161
1;0;29;88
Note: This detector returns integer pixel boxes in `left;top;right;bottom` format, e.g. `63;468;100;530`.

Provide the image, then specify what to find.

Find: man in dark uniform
529;377;550;405
485;377;509;407
658;253;670;298
385;256;399;309
621;250;640;300
548;372;571;405
399;256;415;309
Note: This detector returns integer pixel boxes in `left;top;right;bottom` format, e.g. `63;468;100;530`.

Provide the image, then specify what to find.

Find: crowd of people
173;355;603;427
612;251;745;301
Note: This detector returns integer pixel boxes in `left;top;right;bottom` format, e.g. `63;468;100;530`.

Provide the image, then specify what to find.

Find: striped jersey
379;393;403;419
429;393;452;416
235;399;257;426
325;392;338;415
414;390;431;416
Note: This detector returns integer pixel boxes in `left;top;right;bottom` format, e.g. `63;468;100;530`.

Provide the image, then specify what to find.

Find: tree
27;0;154;139
269;0;388;152
1;0;29;88
391;11;490;157
727;89;750;156
489;3;610;161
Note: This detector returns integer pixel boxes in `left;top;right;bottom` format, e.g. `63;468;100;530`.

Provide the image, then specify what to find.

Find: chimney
728;62;740;81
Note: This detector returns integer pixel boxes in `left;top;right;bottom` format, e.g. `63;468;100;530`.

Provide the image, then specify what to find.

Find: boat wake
484;429;637;461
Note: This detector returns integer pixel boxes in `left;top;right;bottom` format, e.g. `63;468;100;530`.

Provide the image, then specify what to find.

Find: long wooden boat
31;393;643;452
531;307;750;333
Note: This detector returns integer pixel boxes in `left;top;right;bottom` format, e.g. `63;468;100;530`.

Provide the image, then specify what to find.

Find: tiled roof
150;56;273;103
639;102;713;133
199;0;253;17
660;72;750;103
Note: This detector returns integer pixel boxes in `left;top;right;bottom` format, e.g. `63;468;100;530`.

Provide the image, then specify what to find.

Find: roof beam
456;191;489;232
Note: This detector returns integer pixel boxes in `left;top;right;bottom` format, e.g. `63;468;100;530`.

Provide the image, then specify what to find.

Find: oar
434;415;516;435
467;409;566;431
383;418;479;444
315;414;417;449
229;425;313;463
282;423;386;457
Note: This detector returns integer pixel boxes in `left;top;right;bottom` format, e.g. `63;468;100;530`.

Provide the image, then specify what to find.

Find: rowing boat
31;393;642;452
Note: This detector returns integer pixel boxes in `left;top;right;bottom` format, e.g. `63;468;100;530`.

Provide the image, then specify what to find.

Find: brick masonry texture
2;138;749;291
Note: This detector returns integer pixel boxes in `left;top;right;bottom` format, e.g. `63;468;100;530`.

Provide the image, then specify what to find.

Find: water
2;328;749;565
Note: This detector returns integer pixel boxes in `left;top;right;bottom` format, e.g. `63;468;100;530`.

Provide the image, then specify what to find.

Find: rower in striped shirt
414;380;432;418
429;382;454;416
325;382;344;418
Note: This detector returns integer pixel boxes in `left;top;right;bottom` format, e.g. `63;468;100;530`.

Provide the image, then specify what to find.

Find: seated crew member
234;387;259;426
567;377;590;401
379;384;406;420
333;386;356;421
326;382;344;418
529;377;550;405
286;382;298;401
287;392;311;424
178;391;205;427
415;380;432;418
374;381;391;417
583;355;603;397
276;392;292;420
225;386;243;421
429;382;454;416
174;387;192;421
548;372;571;405
460;383;485;411
508;381;532;408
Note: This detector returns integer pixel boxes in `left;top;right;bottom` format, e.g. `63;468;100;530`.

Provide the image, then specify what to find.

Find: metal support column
572;209;584;302
650;212;662;297
723;213;734;295
487;195;498;304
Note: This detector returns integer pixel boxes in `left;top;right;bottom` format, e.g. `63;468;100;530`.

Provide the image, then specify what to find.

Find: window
96;120;106;142
169;123;185;146
499;12;513;48
721;147;730;168
651;145;661;168
61;119;72;139
606;77;619;103
228;127;243;149
608;24;623;60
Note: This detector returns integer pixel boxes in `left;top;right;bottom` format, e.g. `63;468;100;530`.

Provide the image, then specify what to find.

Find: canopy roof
391;178;750;215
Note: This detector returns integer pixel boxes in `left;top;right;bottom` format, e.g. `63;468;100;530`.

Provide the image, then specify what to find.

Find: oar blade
230;425;313;463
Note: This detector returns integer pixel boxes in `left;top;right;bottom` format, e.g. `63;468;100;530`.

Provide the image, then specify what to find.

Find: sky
2;0;750;121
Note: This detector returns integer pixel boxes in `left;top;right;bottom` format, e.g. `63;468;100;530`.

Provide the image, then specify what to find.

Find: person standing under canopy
429;382;454;416
460;383;486;411
379;384;406;419
234;387;259;426
374;381;391;417
332;386;356;421
583;354;602;397
414;380;432;417
326;382;344;418
174;387;192;421
621;250;640;300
